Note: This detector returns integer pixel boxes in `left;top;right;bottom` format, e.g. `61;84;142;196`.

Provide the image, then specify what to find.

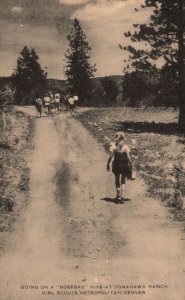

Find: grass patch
0;106;35;231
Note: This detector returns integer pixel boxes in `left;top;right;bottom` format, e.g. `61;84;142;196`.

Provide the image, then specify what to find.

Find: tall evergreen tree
12;46;47;105
123;0;185;131
64;18;96;105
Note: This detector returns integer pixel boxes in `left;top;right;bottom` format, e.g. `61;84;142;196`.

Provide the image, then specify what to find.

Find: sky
0;0;151;80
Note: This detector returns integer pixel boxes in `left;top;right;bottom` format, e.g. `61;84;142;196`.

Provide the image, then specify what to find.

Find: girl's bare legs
115;174;121;199
121;175;126;200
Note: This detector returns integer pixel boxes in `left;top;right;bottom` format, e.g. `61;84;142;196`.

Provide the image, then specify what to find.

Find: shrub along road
0;109;185;300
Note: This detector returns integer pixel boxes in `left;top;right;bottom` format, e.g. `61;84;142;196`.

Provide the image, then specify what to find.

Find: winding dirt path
0;110;185;300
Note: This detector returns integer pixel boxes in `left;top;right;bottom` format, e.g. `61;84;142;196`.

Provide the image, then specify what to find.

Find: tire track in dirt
53;114;120;260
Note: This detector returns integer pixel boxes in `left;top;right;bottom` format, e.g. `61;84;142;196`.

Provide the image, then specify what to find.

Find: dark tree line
122;71;155;107
122;68;179;108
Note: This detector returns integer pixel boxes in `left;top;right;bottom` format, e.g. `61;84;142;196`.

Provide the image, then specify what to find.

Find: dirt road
0;110;185;300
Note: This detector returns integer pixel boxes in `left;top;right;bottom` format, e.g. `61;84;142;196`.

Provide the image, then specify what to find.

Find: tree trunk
177;0;185;132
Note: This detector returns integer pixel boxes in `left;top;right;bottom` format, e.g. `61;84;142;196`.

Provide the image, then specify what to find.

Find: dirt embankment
76;107;185;227
0;106;35;231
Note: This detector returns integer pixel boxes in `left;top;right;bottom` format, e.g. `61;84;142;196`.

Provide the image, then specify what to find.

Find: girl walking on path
106;132;135;203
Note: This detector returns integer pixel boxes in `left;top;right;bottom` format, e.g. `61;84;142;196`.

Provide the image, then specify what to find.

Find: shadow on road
111;121;179;135
54;162;71;209
36;115;49;118
101;197;131;204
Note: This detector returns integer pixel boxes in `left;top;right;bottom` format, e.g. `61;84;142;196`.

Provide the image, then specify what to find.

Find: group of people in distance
35;91;79;117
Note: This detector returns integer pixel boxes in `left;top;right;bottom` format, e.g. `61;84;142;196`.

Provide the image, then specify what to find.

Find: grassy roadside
0;106;35;232
76;107;185;227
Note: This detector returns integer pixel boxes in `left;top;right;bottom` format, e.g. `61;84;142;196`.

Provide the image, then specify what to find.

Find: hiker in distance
35;97;43;118
107;131;135;203
67;93;79;117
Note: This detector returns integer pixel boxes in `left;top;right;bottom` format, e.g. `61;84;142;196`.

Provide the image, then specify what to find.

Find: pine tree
123;0;185;131
12;46;47;105
64;18;96;105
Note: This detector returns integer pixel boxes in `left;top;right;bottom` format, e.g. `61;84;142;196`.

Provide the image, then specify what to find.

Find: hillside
47;78;66;91
91;75;123;88
47;75;123;92
0;75;123;92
